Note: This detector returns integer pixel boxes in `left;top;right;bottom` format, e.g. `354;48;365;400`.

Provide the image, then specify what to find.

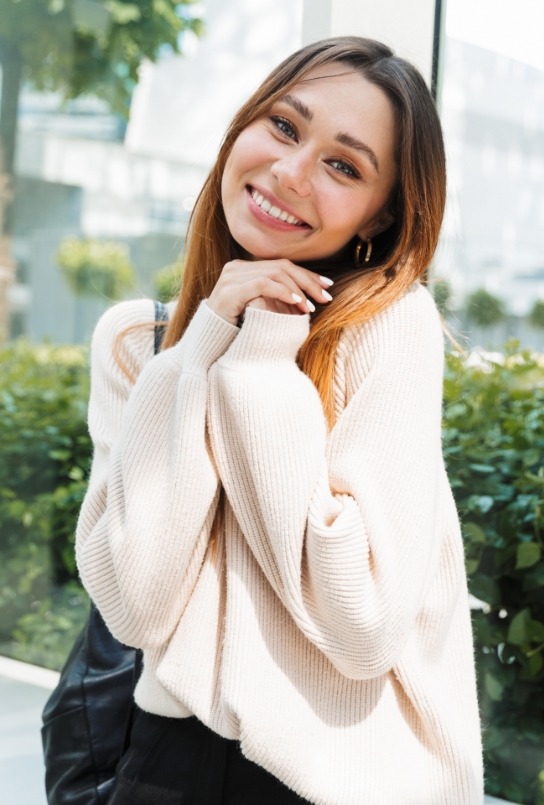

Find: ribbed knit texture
76;286;484;805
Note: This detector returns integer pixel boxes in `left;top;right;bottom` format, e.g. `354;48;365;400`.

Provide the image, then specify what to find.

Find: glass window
438;3;544;804
438;0;544;347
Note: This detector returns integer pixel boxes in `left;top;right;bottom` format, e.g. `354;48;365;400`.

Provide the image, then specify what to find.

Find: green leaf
68;467;85;482
484;672;504;702
529;621;544;642
508;609;531;645
465;559;480;575
526;652;543;676
104;1;141;24
22;511;33;527
469;463;496;474
467;495;494;514
469;575;500;605
523;448;542;467
463;522;487;543
516;542;542;570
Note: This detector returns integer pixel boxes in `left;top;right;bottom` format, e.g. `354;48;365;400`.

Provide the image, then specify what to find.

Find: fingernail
320;276;334;286
322;290;333;302
306;299;316;313
292;293;303;303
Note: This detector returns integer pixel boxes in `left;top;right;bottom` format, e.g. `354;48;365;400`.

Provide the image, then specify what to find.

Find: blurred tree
0;0;204;339
465;288;507;328
528;299;544;329
0;0;204;174
56;236;134;299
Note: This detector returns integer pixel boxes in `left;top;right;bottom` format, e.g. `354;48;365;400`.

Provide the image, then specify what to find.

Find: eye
328;158;361;179
270;115;298;141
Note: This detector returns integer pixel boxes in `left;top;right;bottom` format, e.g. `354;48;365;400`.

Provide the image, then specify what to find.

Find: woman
76;36;483;804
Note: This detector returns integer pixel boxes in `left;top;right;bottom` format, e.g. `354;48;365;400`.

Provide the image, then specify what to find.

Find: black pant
109;708;310;804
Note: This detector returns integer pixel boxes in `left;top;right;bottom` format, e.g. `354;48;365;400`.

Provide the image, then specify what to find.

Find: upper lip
248;184;311;227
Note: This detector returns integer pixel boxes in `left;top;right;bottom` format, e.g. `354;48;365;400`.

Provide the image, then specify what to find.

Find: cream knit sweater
76;282;483;805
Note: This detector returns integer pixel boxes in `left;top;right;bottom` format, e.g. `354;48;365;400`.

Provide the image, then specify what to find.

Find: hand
207;259;334;325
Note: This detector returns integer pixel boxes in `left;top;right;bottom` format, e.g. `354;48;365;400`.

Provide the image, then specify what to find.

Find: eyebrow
282;94;313;122
335;132;379;172
280;94;380;173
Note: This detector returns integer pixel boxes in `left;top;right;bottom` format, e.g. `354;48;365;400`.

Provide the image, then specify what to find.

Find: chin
232;237;290;262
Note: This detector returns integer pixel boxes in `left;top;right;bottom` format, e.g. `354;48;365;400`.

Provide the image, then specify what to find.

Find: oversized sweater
76;282;484;805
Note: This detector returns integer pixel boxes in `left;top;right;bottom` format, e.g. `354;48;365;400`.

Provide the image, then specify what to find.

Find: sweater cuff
171;300;239;373
220;306;310;365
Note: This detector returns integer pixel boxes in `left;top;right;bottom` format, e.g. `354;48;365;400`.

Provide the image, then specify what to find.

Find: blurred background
0;1;543;803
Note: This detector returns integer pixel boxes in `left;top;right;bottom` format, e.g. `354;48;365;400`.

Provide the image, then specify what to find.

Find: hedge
443;345;544;804
0;339;543;803
0;341;91;668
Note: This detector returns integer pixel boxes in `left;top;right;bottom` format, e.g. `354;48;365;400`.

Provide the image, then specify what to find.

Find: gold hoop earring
354;237;373;267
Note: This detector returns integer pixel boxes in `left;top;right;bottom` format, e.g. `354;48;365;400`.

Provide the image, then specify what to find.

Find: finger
297;271;334;306
243;277;310;315
272;261;334;307
318;275;335;288
246;273;314;314
255;266;318;313
273;299;298;315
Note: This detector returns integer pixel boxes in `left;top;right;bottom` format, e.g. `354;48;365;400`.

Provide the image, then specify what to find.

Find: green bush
6;582;89;671
0;340;91;668
56;237;135;300
153;260;183;303
444;345;544;805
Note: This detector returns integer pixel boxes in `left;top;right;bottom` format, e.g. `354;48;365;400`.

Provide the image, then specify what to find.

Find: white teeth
250;188;303;225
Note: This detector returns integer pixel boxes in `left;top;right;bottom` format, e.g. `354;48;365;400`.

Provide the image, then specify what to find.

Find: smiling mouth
248;187;309;227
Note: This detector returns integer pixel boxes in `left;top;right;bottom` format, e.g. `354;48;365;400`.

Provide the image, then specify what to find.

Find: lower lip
246;188;310;232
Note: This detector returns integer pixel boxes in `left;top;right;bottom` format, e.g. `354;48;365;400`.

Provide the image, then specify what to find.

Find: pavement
0;656;513;805
0;657;59;805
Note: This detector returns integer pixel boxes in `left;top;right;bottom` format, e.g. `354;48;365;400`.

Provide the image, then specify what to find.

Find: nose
272;149;312;197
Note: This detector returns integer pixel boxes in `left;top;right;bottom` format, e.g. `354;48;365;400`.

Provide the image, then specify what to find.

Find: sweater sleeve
207;285;447;679
75;299;238;648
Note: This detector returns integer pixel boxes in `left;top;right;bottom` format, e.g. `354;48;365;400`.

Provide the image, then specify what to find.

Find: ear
358;209;395;240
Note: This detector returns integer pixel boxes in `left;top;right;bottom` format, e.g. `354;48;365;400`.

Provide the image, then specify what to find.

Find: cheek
221;145;249;209
322;192;370;236
221;156;235;201
227;127;275;180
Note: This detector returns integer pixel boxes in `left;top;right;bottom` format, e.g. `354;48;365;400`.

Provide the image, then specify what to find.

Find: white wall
302;0;439;86
126;0;303;167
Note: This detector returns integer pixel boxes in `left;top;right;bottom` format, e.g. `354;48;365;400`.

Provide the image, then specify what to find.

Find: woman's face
221;64;397;263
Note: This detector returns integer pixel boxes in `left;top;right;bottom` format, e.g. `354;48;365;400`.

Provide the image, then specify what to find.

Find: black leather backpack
41;300;169;804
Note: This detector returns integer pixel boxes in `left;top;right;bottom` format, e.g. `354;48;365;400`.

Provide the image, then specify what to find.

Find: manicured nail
320;276;334;286
292;293;303;303
322;289;333;302
306;299;316;313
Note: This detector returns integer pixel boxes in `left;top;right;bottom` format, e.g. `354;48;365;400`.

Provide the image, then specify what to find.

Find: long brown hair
162;36;446;426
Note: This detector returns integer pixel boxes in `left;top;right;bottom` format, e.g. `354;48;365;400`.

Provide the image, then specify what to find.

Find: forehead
281;64;396;161
286;64;390;116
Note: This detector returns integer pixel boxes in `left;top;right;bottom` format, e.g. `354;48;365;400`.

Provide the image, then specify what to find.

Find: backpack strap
153;300;169;355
